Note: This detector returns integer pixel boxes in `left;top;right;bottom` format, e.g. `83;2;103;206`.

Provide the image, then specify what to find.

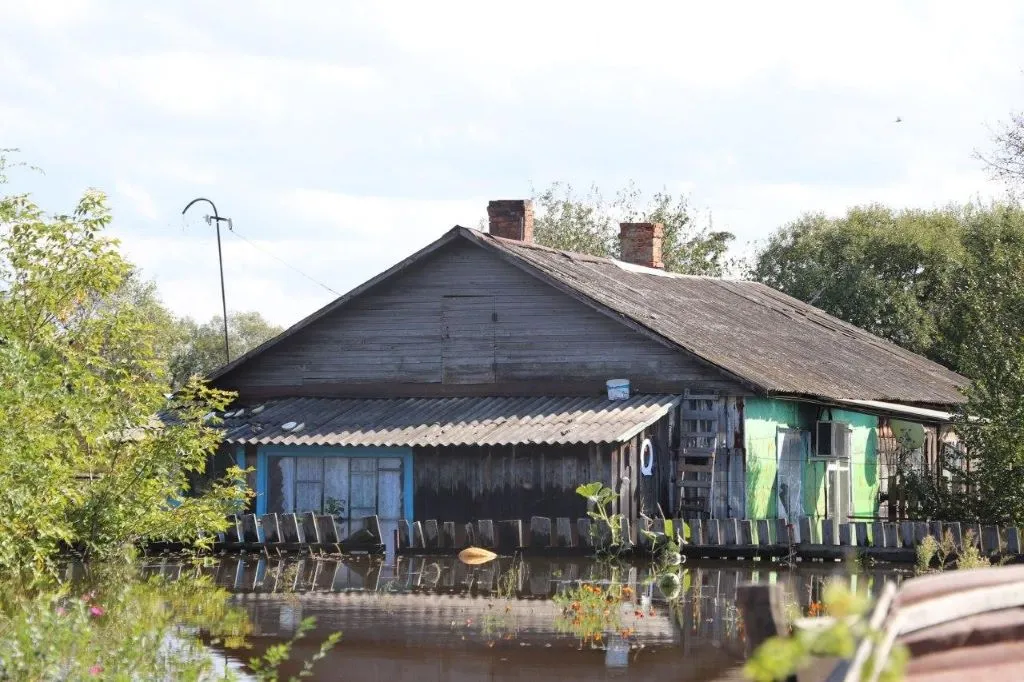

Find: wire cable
223;222;341;296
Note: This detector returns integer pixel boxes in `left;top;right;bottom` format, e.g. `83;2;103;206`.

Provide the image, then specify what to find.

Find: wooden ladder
676;392;719;519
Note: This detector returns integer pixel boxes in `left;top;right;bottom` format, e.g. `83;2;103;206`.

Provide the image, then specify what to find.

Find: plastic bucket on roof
606;379;630;401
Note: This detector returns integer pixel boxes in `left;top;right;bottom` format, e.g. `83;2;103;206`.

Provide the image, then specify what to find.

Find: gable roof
213;227;967;405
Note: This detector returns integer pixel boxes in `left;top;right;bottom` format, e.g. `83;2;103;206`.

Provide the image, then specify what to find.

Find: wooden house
209;200;967;543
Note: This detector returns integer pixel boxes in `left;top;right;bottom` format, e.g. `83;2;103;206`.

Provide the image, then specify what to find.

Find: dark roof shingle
471;230;966;404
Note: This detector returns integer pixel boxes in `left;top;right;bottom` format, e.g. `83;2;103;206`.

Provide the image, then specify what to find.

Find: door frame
254;445;414;519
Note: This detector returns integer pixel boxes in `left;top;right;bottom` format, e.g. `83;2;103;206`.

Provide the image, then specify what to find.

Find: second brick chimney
619;222;664;269
487;199;534;242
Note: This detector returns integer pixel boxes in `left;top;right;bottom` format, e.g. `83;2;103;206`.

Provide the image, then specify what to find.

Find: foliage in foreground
0;568;338;681
744;581;908;682
0;158;247;581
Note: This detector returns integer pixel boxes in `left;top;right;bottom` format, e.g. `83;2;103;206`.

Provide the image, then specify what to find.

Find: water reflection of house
207;199;966;533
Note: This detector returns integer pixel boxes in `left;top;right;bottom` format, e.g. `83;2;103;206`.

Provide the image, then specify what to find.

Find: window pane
350;458;376;510
296;457;322;482
378;467;402;519
296;481;323;513
324;458;350;518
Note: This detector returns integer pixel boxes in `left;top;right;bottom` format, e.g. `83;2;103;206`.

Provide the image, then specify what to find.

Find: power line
223;222;342;297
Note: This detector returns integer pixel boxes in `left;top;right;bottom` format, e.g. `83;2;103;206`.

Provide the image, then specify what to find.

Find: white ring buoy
640;438;655;476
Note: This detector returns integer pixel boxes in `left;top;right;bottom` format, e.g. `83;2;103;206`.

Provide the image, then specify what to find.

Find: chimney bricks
619;222;664;269
487;199;534;243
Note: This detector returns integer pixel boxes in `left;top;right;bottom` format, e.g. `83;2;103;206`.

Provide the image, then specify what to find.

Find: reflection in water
143;556;909;681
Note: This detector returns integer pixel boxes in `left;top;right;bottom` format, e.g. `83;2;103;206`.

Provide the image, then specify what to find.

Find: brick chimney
487;199;534;242
619;222;664;269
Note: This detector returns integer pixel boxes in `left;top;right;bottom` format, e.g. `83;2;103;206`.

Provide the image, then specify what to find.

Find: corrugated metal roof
222;394;679;447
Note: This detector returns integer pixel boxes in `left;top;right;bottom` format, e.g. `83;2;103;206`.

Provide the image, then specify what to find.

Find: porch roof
221;394;680;448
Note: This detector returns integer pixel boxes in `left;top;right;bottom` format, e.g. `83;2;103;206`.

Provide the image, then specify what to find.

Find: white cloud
1;0;1022;329
91;52;381;122
114;181;158;220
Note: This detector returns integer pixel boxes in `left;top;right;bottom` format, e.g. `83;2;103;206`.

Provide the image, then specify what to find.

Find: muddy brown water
144;555;910;681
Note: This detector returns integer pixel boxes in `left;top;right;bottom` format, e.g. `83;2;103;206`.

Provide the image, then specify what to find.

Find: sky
2;1;1023;327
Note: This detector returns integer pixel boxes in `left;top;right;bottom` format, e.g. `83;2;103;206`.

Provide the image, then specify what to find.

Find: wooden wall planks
219;241;746;397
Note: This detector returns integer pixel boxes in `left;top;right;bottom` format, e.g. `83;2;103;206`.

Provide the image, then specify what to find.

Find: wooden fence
213;512;385;553
207;512;1024;564
395;515;1024;564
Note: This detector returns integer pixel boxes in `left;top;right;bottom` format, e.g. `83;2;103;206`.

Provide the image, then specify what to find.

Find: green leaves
0;160;248;580
532;182;735;276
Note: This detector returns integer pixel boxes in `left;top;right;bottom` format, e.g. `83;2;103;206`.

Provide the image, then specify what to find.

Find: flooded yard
143;555;911;681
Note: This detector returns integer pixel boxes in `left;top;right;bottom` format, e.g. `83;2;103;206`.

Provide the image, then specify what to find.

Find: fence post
530;516;552;549
497;520;524;552
397;520;411;550
411;521;426;549
691;518;705;545
707;519;722;545
740;520;754;546
441;521;457;549
476;520;495;548
982;525;1001;554
555;518;574;548
774;519;789;546
1006;526;1022;555
854;522;869;547
756;520;771;547
577;518;593;548
871;522;886;548
799;517;812;544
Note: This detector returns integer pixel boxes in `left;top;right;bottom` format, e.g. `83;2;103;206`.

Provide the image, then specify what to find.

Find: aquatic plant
915;529;991;574
575;482;626;553
553;581;652;647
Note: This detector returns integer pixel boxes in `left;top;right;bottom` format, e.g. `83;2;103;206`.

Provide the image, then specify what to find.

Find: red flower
89;606;105;618
89;664;103;676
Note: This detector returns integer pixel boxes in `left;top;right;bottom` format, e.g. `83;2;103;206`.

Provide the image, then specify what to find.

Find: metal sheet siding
222;394;680;447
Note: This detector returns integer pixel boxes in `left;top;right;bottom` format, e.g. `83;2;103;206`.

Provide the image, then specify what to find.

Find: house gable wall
218;240;748;398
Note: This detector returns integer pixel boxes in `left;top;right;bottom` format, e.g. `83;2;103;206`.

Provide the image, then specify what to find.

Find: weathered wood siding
413;443;615;522
219;241;746;397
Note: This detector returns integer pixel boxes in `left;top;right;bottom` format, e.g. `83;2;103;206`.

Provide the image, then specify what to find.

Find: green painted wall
744;398;801;518
834;408;880;517
743;399;880;519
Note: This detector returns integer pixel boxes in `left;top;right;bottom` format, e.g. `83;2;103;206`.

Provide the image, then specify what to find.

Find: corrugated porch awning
221;394;680;447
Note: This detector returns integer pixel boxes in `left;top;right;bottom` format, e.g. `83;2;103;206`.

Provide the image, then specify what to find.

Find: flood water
143;554;911;681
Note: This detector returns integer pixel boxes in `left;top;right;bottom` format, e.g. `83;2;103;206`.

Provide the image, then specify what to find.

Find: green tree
0;164;244;581
748;204;968;364
532;182;734;275
979;108;1024;194
941;207;1024;523
169;311;282;387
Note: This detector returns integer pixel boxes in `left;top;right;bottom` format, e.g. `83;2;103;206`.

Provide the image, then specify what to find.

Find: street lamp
181;197;232;364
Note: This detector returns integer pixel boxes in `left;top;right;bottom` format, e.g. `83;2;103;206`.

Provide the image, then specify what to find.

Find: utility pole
182;197;232;364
